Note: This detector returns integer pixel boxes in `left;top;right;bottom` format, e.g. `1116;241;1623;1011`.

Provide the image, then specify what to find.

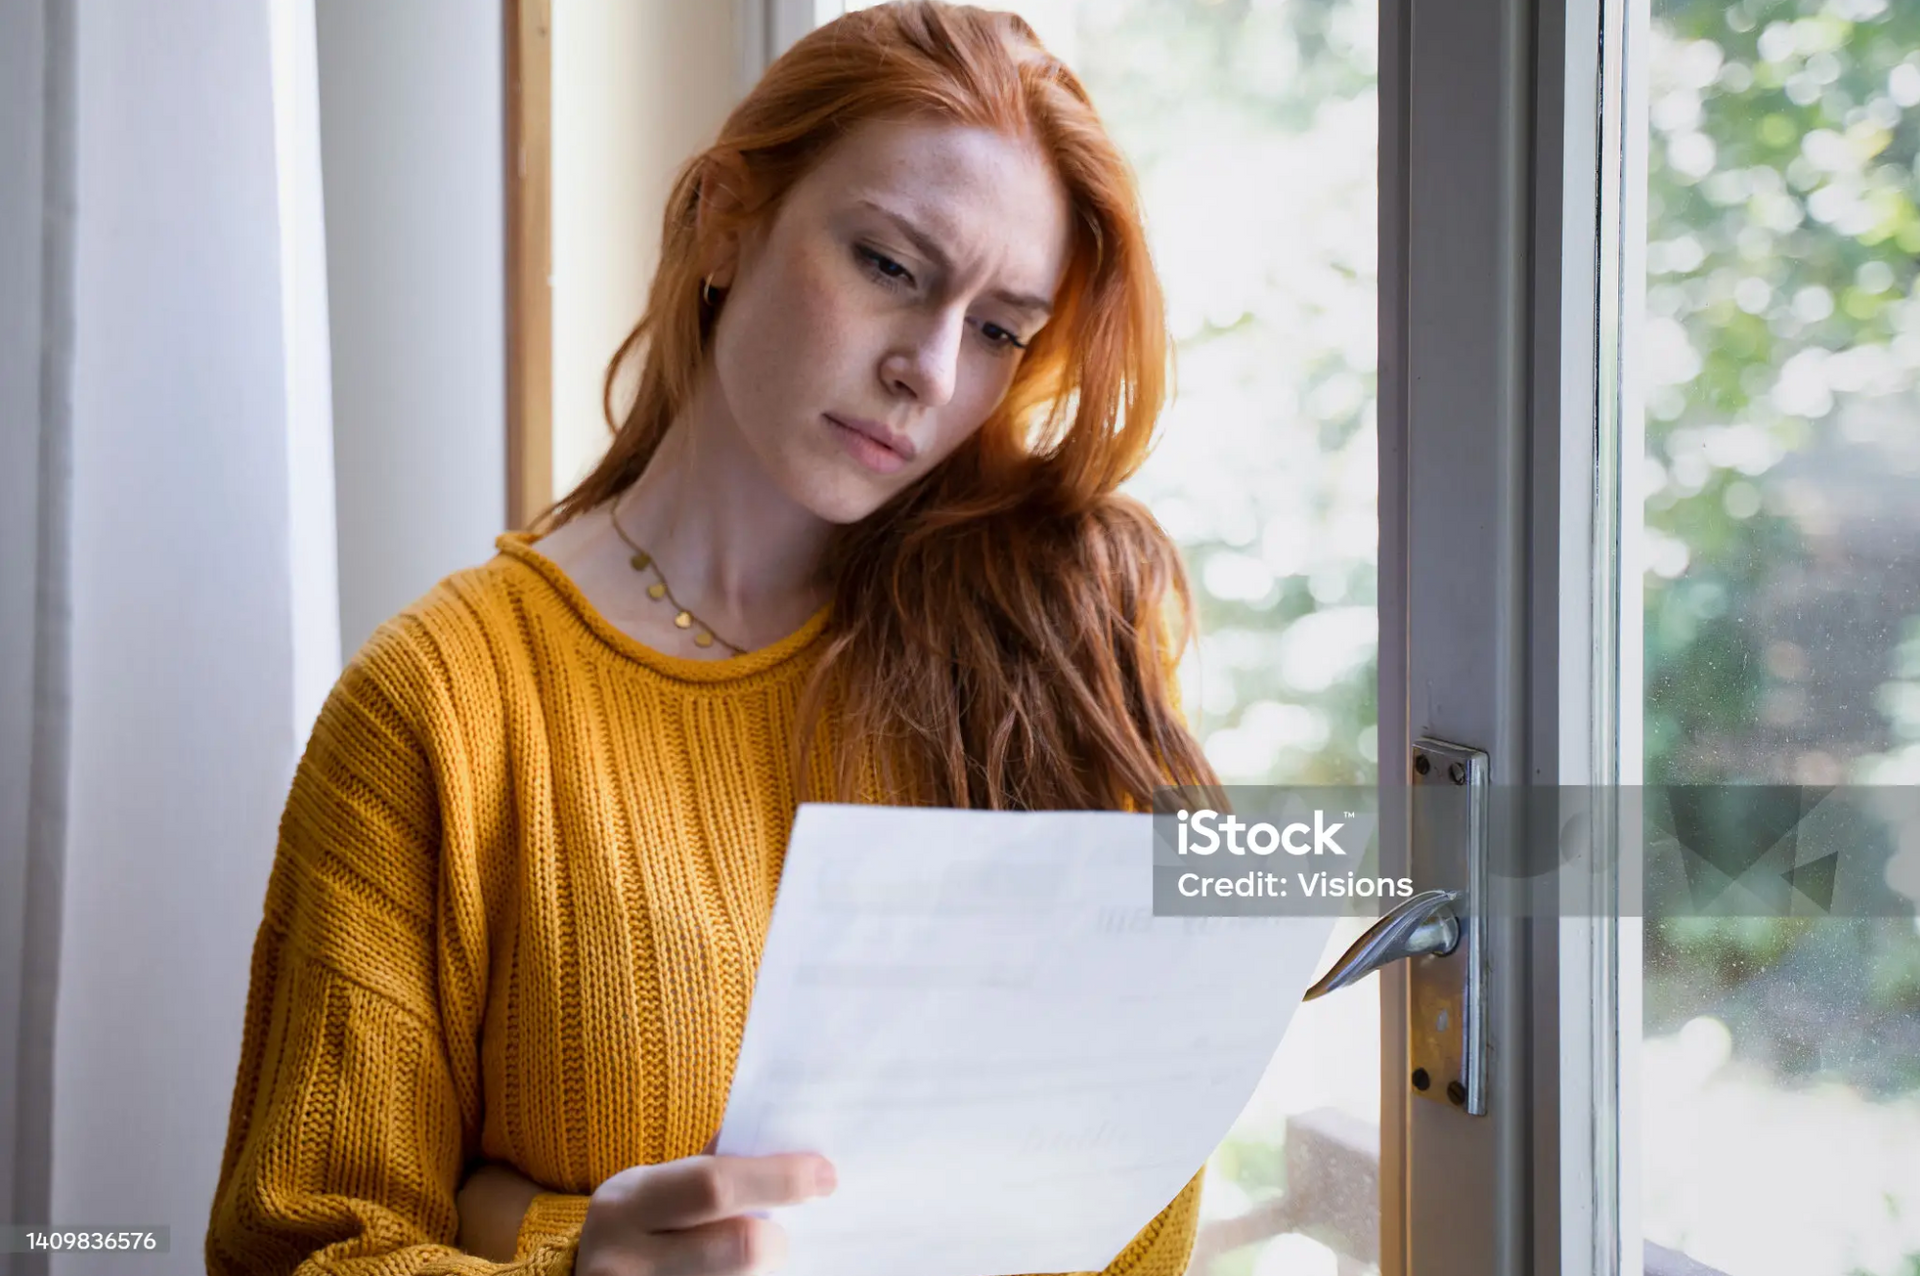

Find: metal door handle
1301;889;1461;1001
1292;737;1490;1115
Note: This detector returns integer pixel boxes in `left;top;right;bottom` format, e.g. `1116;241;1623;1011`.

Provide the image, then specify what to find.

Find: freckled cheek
784;251;865;356
965;355;1020;421
922;374;1011;465
728;254;854;418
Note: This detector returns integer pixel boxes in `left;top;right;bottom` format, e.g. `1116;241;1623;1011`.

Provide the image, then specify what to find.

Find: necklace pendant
693;631;714;648
647;582;667;600
674;611;693;629
629;551;651;571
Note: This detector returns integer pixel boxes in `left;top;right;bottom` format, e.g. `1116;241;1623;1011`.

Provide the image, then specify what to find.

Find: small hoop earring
701;276;718;307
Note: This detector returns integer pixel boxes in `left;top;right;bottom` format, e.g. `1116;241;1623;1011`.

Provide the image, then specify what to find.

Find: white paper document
713;803;1338;1276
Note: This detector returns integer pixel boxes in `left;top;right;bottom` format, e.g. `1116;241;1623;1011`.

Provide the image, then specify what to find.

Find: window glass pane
840;1;1381;1270
1631;1;1920;1271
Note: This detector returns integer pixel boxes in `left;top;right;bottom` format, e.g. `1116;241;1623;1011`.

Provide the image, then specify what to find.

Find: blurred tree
1642;0;1920;786
1081;0;1383;789
1640;0;1920;1102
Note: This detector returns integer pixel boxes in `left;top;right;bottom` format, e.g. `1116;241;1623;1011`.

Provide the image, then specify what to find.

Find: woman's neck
610;400;837;642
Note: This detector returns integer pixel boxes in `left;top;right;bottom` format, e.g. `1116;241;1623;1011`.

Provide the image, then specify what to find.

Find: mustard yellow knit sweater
205;530;1206;1276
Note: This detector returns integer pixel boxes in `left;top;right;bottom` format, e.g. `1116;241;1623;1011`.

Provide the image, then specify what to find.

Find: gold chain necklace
608;507;746;656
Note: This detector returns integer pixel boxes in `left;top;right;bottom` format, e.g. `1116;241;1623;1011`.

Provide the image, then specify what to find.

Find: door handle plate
1409;736;1487;1115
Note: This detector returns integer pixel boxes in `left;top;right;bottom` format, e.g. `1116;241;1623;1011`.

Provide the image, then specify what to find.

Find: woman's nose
882;314;965;407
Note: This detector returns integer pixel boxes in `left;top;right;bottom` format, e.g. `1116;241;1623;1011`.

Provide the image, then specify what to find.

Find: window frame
1377;0;1622;1266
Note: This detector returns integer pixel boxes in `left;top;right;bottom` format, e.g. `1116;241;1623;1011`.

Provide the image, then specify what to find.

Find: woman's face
703;117;1075;524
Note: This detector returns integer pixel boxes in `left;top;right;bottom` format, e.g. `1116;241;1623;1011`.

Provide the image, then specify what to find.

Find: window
1624;0;1920;1271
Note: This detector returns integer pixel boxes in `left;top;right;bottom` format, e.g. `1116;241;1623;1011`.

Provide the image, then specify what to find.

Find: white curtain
2;3;340;1273
1;1;75;1265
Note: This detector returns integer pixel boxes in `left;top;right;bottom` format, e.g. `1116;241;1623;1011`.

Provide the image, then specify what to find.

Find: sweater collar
493;531;833;682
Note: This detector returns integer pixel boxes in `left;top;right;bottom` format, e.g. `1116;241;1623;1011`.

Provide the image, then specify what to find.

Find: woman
205;3;1220;1274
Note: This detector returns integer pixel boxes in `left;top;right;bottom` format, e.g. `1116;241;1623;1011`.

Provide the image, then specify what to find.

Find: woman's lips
827;415;912;475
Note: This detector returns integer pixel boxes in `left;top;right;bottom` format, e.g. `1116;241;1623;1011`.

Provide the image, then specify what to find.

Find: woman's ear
694;155;753;291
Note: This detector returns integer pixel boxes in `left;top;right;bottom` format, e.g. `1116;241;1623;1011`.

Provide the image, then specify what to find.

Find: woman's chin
787;475;891;527
779;460;898;525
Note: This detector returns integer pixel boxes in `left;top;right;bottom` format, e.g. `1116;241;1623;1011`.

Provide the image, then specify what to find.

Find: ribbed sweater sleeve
511;1195;590;1261
204;643;576;1276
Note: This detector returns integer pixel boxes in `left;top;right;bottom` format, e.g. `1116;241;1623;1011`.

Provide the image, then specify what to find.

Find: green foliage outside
1638;0;1920;1114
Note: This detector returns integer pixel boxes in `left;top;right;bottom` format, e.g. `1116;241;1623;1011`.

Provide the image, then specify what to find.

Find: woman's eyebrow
856;198;1054;318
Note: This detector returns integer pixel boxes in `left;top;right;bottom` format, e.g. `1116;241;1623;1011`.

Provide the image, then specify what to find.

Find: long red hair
533;0;1219;811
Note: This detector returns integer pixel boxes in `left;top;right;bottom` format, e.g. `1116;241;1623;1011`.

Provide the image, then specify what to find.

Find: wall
316;0;505;658
550;0;743;503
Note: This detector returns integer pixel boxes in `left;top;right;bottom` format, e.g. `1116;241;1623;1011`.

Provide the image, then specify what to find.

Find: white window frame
736;0;840;95
1383;0;1627;1270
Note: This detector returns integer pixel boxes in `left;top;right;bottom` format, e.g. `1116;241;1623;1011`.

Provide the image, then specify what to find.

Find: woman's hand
574;1149;837;1276
457;1159;548;1261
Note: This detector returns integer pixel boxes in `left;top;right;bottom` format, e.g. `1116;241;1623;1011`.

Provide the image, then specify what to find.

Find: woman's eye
857;245;1027;354
857;246;912;286
980;323;1027;353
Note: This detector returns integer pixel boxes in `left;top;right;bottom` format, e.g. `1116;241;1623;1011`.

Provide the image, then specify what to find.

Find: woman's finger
628;1152;832;1231
647;1216;789;1276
